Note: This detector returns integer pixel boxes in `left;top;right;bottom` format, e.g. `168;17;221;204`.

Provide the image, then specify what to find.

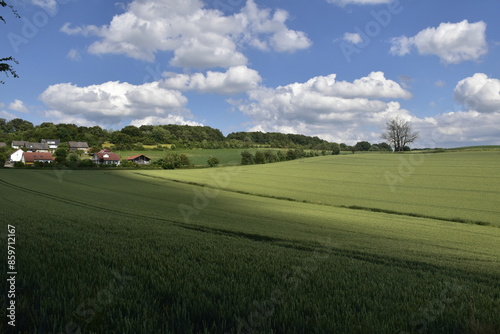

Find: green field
144;151;500;226
1;151;499;333
113;148;288;166
447;145;500;151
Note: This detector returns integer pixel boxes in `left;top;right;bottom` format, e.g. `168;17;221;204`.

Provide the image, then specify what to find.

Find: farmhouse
68;141;89;152
25;142;50;152
126;154;151;165
11;141;28;149
41;139;60;150
92;152;121;165
22;152;54;165
9;149;24;162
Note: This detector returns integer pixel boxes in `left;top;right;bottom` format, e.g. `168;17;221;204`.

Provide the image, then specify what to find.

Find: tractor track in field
1;176;498;284
0;177;181;225
131;172;495;227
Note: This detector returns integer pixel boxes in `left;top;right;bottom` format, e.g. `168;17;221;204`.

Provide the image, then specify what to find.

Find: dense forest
0;118;338;149
0;117;393;152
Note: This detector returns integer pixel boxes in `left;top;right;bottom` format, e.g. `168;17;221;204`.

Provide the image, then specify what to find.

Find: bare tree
381;117;419;152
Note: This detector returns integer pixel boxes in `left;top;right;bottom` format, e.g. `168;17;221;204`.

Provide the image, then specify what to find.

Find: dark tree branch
1;1;20;84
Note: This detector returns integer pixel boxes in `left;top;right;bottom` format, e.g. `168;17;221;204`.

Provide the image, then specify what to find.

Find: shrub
286;149;296;160
294;148;305;158
132;143;145;151
14;161;25;168
264;151;277;163
79;159;96;168
161;153;181;169
158;153;189;169
121;160;136;168
180;154;191;167
241;150;254;165
254;151;266;164
332;143;341;155
207;156;219;167
378;142;393;151
354;141;371;151
88;146;101;155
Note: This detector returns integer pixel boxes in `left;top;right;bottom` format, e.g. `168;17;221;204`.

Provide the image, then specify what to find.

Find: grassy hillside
447;145;500;151
140;151;500;227
0;153;499;333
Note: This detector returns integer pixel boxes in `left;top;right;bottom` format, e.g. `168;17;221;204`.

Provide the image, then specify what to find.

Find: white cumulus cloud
303;71;412;100
0;110;16;120
66;48;82;61
31;0;58;14
161;66;262;95
39;81;191;126
414;111;500;148
61;0;311;69
232;72;412;144
390;20;488;64
343;32;363;44
232;72;500;147
454;73;500;113
8;99;29;113
130;115;203;127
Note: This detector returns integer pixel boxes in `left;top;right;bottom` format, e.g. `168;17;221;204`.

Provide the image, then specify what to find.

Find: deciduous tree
381;117;419;152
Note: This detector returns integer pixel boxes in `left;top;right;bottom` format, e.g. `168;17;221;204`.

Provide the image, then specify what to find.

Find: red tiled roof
126;154;151;161
95;152;121;161
23;152;54;162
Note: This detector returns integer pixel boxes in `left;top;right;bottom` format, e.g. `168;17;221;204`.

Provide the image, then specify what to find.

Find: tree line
0;118;359;151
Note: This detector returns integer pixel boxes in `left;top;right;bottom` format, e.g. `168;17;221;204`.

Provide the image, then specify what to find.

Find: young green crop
154;151;500;226
0;157;499;333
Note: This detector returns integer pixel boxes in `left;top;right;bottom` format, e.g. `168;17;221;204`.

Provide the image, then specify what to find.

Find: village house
25;142;50;152
22;152;54;165
126;154;151;165
68;141;90;152
9;149;24;162
41;139;60;150
92;151;121;165
11;141;28;149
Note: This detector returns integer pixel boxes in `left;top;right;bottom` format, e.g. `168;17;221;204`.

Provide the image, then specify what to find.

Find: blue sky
1;0;500;147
